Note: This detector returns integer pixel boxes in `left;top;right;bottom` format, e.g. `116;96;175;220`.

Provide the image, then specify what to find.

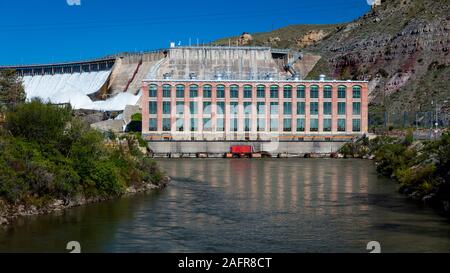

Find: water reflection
1;159;450;253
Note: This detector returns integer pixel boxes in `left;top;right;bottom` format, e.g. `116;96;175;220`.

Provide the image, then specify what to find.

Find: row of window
149;101;361;116
149;84;362;99
149;118;361;132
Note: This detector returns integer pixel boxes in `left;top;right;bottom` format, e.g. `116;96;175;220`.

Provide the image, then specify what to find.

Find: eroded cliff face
305;0;449;113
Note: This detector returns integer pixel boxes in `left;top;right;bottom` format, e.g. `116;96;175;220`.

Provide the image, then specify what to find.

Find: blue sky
0;0;370;65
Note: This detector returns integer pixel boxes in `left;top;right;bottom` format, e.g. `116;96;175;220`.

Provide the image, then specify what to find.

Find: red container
230;145;253;154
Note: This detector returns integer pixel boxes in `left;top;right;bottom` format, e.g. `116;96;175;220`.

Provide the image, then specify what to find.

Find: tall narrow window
270;102;279;115
257;102;265;115
257;118;265;131
217;102;225;115
323;102;332;115
162;118;171;132
257;85;265;98
189;102;197;115
324;85;332;99
296;118;305;132
338;102;346;115
283;118;292;132
203;118;212;131
338;86;346;98
217;118;224;132
243;102;252;115
176;102;184;115
283;102;292;115
352;119;361;132
149;118;157;131
230;85;239;98
190;118;198;131
310;102;319;115
283;85;292;98
297;102;305;115
353;102;361;115
323;119;332;132
203;85;212;98
244;118;251;132
338;119;346;132
270;118;278;131
353;86;361;99
216;85;225;98
149;101;157;115
270;85;279;98
162;84;171;98
230;118;238;132
162;101;171;114
230;102;239;115
243;85;252;98
310;85;319;99
310;118;319;132
176;85;185;98
149;85;158;97
297;85;305;98
203;102;212;114
189;85;198;98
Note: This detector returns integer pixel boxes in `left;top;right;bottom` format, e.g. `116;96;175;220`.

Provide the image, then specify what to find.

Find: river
1;159;449;253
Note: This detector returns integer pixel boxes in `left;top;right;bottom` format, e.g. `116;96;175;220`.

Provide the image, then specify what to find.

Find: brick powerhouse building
141;79;368;141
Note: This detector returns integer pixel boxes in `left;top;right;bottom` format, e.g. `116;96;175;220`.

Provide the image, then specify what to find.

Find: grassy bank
340;131;450;217
0;100;168;225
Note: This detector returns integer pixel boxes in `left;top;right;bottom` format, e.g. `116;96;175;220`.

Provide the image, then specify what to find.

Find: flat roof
143;79;369;84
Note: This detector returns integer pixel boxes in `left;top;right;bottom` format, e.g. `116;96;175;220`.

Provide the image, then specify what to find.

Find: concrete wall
147;141;347;155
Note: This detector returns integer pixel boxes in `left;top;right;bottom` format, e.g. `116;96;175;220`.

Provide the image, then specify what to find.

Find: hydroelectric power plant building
1;45;368;156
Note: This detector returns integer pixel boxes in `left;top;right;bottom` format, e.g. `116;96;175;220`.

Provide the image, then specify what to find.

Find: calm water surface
1;159;449;253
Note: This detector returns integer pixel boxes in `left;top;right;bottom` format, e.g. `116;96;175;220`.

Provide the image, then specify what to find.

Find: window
244;118;251;132
310;85;319;99
176;85;185;98
162;118;171;131
323;102;332;115
257;102;265;115
297;118;305;132
162;101;171;114
353;86;361;99
203;85;212;98
190;118;198;131
230;85;239;98
243;102;252;115
203;102;211;114
283;102;292;115
216;85;225;98
189;102;197;114
297;102;305;115
149;118;157;131
217;102;225;115
176;119;184;131
323;119;332;132
257;118;265;131
270;118;278;131
338;86;346;98
243;85;252;98
353;102;361;115
338;119;346;132
149;101;157;114
162;85;171;98
203;118;212;131
217;118;224;131
310;118;319;132
310;102;319;115
324;85;332;99
283;85;292;98
230;102;238;115
176;102;184;114
230;118;238;132
283;118;292;132
338;102;346;115
297;85;305;98
189;85;198;98
270;85;279;98
257;85;265;98
149;85;157;97
352;119;361;132
270;102;279;115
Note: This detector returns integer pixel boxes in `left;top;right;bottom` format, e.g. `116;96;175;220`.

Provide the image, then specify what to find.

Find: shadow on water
1;158;450;253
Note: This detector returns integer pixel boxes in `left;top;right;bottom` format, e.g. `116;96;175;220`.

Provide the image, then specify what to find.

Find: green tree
0;69;26;109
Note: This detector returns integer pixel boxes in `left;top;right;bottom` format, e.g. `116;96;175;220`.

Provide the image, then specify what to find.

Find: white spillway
22;70;140;111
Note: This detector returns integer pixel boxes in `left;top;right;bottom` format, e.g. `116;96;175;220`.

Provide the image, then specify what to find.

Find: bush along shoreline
0;100;170;226
339;130;450;218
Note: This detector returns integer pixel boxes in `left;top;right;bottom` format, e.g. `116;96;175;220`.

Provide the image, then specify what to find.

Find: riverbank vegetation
0;71;168;225
340;130;450;217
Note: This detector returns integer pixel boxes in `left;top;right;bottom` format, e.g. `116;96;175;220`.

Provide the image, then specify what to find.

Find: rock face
296;30;329;48
306;0;449;115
